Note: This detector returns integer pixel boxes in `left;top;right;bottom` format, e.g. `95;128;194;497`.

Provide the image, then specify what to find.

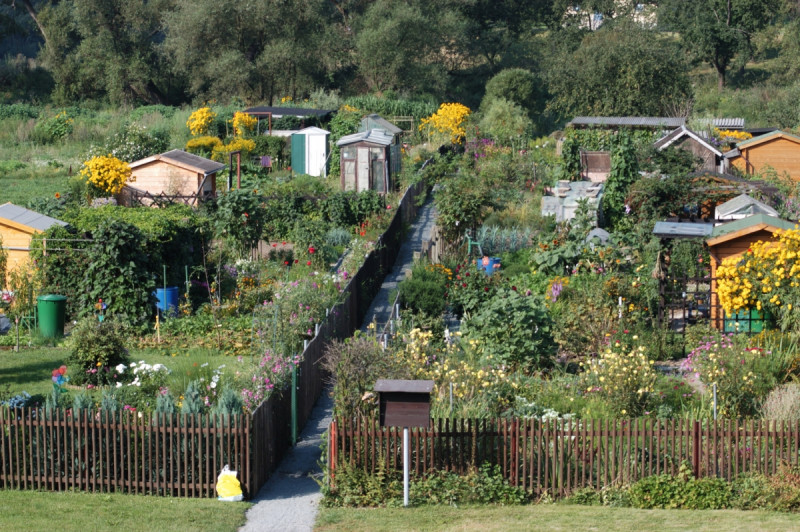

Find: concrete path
360;195;438;332
238;391;333;532
240;195;438;531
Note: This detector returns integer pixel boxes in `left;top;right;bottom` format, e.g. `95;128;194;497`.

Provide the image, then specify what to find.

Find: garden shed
0;203;68;273
359;114;403;177
714;194;779;222
724;130;800;181
654;126;725;173
290;127;329;177
122;149;225;206
336;129;394;193
706;214;797;329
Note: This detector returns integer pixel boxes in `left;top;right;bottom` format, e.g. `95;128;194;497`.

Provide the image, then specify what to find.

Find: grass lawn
0;489;250;532
315;504;800;532
0;346;240;403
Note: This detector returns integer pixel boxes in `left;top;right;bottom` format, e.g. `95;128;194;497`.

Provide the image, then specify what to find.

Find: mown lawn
315;504;800;532
0;489;249;532
0;346;237;402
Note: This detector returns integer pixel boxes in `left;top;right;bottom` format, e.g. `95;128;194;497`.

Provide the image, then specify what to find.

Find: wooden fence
0;181;427;498
0;409;248;497
329;417;800;497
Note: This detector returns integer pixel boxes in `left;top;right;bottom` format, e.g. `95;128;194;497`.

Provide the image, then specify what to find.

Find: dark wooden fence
329;417;800;497
0;181;427;498
0;409;248;497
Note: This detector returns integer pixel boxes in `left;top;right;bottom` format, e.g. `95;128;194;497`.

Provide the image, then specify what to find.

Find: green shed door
291;133;306;174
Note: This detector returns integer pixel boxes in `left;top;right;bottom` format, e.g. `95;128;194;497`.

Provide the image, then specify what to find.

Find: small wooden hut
336;129;394;193
724;130;800;181
654;126;724;173
706;214;797;329
122;149;225;206
0;203;67;273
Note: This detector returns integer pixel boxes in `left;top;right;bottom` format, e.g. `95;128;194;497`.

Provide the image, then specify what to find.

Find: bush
463;288;557;372
67;318;130;386
761;383;800;421
186;135;223;157
629;466;733;509
398;261;449;318
87;122;169;162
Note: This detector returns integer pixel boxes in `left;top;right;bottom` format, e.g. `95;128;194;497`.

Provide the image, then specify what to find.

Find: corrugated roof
569;116;686;128
243;106;334;118
360;114;403;135
712;118;745;129
652;221;714;239
0;203;68;232
736;130;800;149
336;129;394;147
710;214;797;239
715;194;778;219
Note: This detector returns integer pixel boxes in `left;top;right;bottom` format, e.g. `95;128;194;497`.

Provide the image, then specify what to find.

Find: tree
37;0;175;104
544;22;692;118
659;0;780;90
480;68;543;118
478;98;531;146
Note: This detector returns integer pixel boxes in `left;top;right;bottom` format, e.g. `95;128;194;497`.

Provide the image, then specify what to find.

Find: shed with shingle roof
122;149;226;206
0;203;68;272
654;126;724;173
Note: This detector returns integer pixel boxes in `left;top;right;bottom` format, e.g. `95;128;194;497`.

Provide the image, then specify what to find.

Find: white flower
115;364;126;373
210;381;217;389
201;362;209;368
116;382;122;388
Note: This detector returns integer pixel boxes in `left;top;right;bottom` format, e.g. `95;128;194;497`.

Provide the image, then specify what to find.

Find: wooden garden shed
359;114;403;177
654;126;724;173
706;214;797;329
0;203;67;273
725;130;800;181
336;129;394;193
122;149;225;206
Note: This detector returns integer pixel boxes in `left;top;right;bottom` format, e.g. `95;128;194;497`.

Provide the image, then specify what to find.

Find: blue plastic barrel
154;286;179;317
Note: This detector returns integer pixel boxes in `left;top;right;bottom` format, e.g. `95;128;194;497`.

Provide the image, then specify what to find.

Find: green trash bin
38;295;67;338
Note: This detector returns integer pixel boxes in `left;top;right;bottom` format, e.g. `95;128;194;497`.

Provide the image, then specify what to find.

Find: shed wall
731;138;800;180
129;161;202;196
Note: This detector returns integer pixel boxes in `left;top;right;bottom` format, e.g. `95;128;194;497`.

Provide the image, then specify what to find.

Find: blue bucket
477;257;501;275
154;286;179;317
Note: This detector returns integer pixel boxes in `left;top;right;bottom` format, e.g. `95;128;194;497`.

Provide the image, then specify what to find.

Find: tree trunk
716;64;726;91
17;0;48;47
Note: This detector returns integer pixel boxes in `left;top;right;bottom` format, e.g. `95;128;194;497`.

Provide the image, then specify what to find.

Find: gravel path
238;391;333;532
239;195;438;531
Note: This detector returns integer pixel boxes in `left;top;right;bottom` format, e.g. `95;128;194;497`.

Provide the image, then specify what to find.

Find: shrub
462;288;556;373
418;103;471;145
86;122;169;162
581;336;657;417
32;111;73;143
186;135;223;156
80;154;132;196
398;261;450;318
187;107;216;136
629;466;733;509
211;137;256;163
231;111;257;136
67;318;130;386
761;383;800;421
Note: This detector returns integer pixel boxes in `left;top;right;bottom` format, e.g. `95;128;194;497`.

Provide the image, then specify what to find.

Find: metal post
315;323;320;337
403;426;410;507
185;265;190;296
713;383;717;420
449;383;454;415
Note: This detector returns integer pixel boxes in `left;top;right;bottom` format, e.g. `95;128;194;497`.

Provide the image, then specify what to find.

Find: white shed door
357;147;369;191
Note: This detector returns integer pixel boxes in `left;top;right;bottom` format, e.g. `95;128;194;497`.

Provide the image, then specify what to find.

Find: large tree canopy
544;23;692;118
659;0;780;90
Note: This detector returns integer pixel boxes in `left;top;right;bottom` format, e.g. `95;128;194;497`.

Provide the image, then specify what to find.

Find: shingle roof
0;203;68;232
336;129;394;147
130;149;225;174
653;126;722;156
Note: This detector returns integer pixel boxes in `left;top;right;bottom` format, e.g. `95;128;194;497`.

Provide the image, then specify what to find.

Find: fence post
692;420;701;478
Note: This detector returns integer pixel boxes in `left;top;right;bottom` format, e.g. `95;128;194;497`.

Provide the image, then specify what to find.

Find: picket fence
328;417;800;497
0;181;427;498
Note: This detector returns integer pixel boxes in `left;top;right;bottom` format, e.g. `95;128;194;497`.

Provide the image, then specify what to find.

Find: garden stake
163;264;167;318
184;265;190;296
155;313;160;344
403;426;410;507
713;383;717;420
15;317;19;352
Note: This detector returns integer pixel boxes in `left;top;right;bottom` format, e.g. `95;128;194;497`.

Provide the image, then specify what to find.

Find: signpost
374;379;434;507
